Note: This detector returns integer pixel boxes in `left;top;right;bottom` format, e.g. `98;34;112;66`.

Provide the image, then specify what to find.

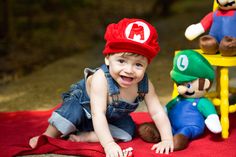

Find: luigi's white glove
185;23;205;40
205;114;222;133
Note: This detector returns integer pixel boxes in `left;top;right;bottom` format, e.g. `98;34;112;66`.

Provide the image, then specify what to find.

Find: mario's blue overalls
209;10;236;42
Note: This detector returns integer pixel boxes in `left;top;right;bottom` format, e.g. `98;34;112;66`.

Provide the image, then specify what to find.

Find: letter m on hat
128;24;144;40
125;21;150;43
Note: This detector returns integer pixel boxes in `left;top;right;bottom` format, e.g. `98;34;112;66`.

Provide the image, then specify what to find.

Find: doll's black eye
186;83;191;88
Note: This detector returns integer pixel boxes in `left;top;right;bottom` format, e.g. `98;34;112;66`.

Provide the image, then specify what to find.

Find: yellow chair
172;0;236;139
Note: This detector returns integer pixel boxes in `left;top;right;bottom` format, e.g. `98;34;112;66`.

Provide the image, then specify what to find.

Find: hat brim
103;39;159;63
170;70;197;84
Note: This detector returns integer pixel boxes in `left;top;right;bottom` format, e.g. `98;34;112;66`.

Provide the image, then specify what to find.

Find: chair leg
229;104;236;113
172;83;178;98
219;67;229;138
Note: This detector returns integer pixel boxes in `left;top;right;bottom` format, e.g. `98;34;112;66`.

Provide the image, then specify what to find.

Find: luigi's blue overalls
166;95;217;139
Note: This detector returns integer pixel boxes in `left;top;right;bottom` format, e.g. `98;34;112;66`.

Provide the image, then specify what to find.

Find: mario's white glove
205;114;222;133
185;23;205;40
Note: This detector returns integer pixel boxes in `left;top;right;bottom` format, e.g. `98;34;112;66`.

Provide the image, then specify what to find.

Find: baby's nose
124;65;133;73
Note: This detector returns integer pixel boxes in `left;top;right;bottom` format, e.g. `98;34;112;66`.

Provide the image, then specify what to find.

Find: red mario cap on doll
103;18;160;63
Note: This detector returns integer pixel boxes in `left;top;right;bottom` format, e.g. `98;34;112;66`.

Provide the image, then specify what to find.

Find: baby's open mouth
121;76;134;82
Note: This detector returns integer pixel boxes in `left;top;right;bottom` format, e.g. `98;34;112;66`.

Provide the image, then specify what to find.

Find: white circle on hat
125;21;150;43
177;55;189;71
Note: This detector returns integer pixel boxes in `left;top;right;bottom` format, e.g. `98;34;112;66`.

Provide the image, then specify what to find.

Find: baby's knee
109;124;133;142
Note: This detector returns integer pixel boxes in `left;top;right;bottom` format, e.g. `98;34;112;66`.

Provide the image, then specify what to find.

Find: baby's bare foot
29;136;40;148
68;134;81;142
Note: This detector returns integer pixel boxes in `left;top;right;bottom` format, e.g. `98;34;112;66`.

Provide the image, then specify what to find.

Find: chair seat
194;49;236;67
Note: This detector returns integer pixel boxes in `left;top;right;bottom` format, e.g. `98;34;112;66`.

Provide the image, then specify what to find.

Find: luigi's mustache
185;91;195;96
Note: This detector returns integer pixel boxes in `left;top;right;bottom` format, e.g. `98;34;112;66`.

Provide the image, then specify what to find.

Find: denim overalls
48;64;148;141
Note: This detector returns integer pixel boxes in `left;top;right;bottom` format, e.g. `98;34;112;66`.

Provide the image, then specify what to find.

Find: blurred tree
150;0;176;17
0;0;14;56
0;0;181;84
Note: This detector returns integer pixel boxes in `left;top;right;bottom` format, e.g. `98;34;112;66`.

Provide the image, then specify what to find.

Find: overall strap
100;64;148;103
100;64;120;102
84;67;98;81
193;98;200;107
137;73;148;102
194;98;200;103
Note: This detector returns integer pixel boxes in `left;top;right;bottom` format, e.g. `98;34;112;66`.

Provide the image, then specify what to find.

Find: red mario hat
103;18;160;63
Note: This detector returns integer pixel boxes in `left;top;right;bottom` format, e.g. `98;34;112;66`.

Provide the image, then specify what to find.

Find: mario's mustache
217;0;235;7
224;1;235;7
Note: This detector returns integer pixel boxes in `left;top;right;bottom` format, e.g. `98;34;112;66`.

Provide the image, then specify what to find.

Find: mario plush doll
138;50;222;150
185;0;236;56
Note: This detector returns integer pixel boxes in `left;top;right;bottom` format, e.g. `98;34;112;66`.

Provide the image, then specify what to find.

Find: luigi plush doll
138;50;222;150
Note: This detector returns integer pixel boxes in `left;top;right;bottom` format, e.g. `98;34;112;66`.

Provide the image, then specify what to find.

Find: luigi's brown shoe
138;122;161;143
173;134;189;151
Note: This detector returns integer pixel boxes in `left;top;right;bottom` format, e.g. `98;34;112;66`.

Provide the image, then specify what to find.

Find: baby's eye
186;83;191;88
117;59;125;63
136;63;143;67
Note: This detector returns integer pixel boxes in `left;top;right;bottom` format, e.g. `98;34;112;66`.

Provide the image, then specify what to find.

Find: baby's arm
145;80;173;154
90;70;124;157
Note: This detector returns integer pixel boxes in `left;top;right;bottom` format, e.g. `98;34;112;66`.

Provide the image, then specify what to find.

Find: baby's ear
203;79;211;90
104;57;109;65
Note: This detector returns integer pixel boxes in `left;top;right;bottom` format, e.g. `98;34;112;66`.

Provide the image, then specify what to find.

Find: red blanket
1;107;236;157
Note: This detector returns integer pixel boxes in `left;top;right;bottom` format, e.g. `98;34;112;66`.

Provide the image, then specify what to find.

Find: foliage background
0;0;211;83
0;0;214;112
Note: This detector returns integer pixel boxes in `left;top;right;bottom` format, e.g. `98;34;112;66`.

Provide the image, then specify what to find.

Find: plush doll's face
217;0;236;10
177;78;210;98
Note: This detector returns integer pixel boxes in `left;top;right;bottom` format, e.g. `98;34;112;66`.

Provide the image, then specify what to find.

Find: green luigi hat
170;50;215;84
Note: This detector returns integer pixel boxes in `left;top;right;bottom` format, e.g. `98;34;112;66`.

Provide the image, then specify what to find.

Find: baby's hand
151;140;174;154
104;141;124;157
123;147;133;157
